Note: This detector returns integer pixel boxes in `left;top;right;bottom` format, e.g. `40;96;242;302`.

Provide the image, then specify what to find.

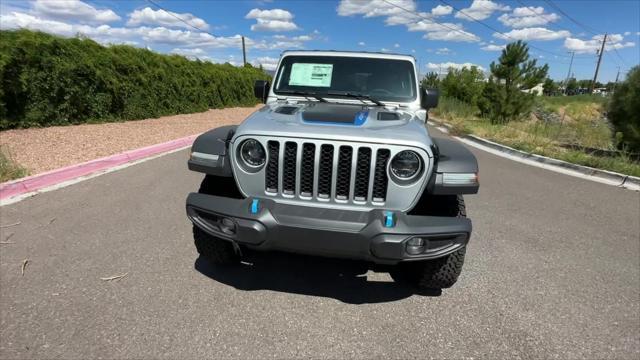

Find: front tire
193;225;240;265
192;175;241;265
391;195;468;290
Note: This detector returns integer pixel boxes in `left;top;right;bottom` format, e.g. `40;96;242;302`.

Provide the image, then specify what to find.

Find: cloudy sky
1;0;638;82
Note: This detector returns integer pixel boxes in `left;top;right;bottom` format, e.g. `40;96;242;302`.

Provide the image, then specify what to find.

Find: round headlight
390;150;421;180
239;139;266;167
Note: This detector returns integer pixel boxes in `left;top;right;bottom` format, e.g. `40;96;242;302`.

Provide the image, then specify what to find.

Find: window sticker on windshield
289;63;333;87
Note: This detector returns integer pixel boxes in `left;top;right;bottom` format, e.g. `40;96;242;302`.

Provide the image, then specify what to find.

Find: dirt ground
0;105;262;176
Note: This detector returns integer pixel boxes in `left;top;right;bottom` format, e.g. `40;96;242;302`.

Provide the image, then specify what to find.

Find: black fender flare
188;125;237;177
426;137;479;195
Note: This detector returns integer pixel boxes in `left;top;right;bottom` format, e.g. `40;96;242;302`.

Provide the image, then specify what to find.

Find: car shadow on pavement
194;251;441;304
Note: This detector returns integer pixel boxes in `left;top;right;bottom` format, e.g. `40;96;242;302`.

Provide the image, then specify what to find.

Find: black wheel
192;175;242;265
193;225;240;265
391;195;468;290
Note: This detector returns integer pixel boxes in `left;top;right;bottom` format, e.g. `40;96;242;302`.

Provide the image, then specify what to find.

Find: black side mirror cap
254;80;270;103
420;87;439;109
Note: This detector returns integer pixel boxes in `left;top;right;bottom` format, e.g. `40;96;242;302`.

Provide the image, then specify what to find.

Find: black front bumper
186;194;471;265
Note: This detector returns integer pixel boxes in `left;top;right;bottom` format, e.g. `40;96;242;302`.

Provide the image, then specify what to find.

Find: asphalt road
1;127;639;359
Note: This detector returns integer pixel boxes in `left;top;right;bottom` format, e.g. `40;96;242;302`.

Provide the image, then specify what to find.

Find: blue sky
1;0;639;82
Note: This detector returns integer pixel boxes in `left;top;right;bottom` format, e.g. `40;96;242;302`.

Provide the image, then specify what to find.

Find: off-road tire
192;175;241;265
193;225;240;265
391;195;467;290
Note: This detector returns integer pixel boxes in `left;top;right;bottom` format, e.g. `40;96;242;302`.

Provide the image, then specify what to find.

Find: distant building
522;83;544;96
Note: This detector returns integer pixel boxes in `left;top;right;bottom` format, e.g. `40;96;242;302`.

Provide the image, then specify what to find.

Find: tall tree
421;71;440;89
486;40;549;123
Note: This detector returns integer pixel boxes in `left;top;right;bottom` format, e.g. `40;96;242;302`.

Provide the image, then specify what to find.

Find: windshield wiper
326;91;384;106
277;90;327;103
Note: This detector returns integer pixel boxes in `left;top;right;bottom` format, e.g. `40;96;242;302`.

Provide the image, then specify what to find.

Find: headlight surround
390;150;422;182
239;139;266;168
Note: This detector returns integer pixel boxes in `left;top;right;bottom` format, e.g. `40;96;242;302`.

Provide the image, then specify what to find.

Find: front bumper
186;194;471;265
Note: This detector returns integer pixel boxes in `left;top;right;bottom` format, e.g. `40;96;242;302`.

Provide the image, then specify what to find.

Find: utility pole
241;36;247;66
612;66;621;93
564;51;575;95
590;33;607;94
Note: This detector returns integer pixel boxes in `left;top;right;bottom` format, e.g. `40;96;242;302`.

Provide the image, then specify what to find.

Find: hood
234;101;433;150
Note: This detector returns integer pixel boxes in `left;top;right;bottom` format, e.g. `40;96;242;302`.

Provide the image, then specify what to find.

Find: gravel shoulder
0;105;262;176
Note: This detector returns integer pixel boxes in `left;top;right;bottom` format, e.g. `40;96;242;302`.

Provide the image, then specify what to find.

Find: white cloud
0;11;246;49
381;47;391;52
170;47;210;60
33;0;120;23
498;6;560;28
337;0;415;18
431;5;453;16
480;44;505;51
427;62;485;72
564;33;636;54
407;21;481;42
337;0;480;42
624;31;631;36
251;56;279;71
394;43;400;48
127;7;209;30
455;0;510;21
358;41;366;46
435;47;452;55
494;27;570;41
251;33;316;50
246;8;298;32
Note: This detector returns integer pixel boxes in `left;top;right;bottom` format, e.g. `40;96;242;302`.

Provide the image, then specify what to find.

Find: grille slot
265;141;280;192
300;143;315;196
372;149;390;202
354;147;372;201
336;146;353;200
318;145;334;198
261;140;395;205
282;142;297;194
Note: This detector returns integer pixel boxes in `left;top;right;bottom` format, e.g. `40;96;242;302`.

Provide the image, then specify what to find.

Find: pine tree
486;40;548;123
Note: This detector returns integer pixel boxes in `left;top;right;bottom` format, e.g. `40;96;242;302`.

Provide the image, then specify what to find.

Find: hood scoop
274;106;300;115
377;112;401;121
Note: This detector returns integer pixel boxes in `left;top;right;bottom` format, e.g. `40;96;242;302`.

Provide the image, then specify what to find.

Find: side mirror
420;87;439;109
254;80;270;103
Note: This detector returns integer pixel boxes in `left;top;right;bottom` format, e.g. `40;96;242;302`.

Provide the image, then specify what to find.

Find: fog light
406;237;426;255
219;218;236;235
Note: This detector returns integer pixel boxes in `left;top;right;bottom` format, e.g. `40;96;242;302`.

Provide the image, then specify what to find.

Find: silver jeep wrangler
186;51;479;290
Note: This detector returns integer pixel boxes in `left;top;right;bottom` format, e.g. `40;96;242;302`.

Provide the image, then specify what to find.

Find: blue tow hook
384;211;395;228
250;199;260;214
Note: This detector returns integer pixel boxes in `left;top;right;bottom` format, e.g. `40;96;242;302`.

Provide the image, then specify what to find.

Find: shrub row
0;30;269;129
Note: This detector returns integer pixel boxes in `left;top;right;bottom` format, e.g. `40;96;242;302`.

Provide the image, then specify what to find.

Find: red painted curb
0;134;200;201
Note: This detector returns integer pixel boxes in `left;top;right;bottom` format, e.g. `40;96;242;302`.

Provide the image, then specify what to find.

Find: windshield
273;55;417;103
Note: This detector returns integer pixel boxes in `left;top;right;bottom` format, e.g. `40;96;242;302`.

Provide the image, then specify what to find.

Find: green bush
608;65;640;152
439;66;485;106
0;30;270;129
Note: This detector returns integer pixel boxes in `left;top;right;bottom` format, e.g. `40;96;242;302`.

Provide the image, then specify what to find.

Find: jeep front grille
265;140;389;203
232;136;431;211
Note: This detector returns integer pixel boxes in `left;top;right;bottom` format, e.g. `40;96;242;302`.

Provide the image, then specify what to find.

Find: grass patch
431;96;640;177
0;146;28;182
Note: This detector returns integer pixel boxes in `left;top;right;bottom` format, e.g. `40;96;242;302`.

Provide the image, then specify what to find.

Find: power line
542;0;601;36
146;0;218;36
380;0;480;43
439;0;574;59
145;0;248;65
